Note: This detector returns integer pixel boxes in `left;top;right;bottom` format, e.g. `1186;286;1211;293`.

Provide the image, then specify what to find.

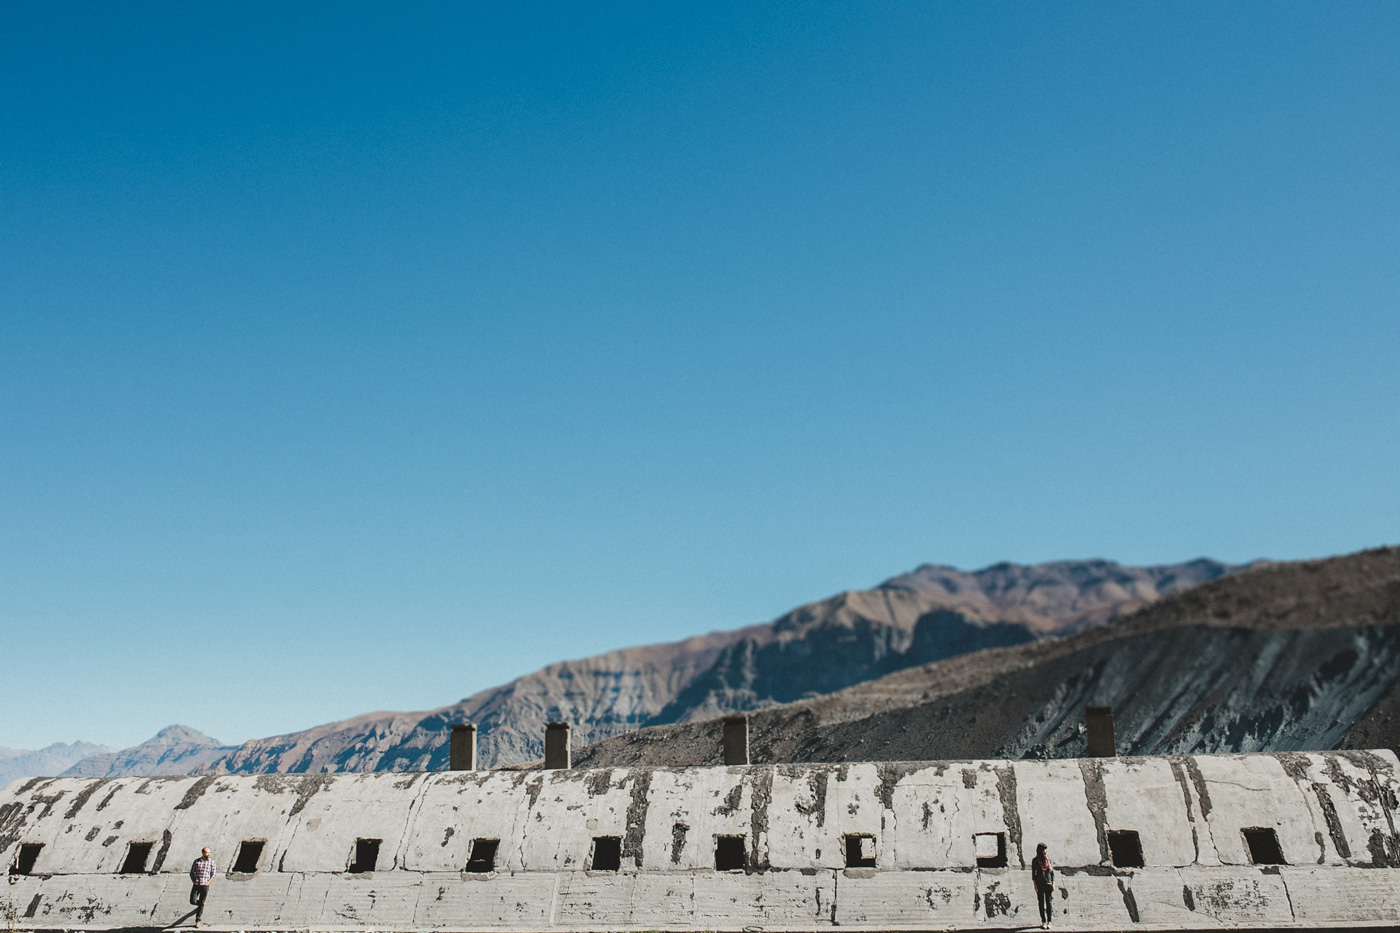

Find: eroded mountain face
169;557;1241;774
570;547;1400;769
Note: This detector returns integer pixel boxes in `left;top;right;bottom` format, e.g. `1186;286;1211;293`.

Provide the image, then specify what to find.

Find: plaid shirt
191;857;216;886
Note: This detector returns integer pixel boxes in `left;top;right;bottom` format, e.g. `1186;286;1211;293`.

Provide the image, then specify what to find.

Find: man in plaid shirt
188;847;215;923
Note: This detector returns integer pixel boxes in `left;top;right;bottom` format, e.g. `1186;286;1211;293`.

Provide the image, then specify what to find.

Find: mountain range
58;724;234;777
568;546;1400;768
17;556;1245;781
0;741;111;789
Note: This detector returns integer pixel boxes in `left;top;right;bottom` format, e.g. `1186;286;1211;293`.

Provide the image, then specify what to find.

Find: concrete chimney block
723;715;750;766
545;721;571;770
450;723;477;771
1086;706;1116;757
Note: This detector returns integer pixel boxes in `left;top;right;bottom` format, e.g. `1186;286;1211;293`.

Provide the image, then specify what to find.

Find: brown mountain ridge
158;556;1243;775
567;546;1400;769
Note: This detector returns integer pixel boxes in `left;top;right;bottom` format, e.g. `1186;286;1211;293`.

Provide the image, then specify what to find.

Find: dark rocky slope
182;558;1238;773
569;546;1400;768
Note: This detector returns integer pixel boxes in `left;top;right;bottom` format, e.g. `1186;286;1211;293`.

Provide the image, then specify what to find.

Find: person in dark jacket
1031;842;1055;928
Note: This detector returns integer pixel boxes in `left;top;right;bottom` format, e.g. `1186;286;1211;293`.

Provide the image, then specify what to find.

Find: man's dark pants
190;884;209;920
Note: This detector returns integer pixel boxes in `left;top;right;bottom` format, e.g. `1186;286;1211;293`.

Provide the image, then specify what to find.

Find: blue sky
2;2;1397;751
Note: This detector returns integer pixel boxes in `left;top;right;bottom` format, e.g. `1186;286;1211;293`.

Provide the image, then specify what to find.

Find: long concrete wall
2;751;1398;931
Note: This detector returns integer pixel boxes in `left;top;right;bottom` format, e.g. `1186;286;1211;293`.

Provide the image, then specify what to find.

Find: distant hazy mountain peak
0;741;115;789
61;725;235;778
147;724;223;747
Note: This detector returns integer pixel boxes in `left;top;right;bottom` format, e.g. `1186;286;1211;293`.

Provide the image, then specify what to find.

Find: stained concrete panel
766;767;842;870
829;868;975;928
413;872;557;928
1282;866;1400;923
1192;755;1320;867
1016;759;1103;868
1099;757;1199;867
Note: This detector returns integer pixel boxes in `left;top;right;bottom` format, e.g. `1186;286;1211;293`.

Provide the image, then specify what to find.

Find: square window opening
1242;827;1286;865
974;832;1007;869
1107;830;1144;868
844;834;876;868
590;836;622;871
11;843;43;876
348;838;381;873
714;835;746;872
120;842;153;874
466;838;499;873
232;840;264;874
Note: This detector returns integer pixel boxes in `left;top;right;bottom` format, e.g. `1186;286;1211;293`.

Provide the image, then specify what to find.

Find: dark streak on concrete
1342;749;1396;789
24;894;42;919
961;768;977;789
1182;884;1196;911
0;801;25;854
85;826;101;842
95;785;122;812
251;775;335;818
995;765;1025;868
14;779;42;796
1116;878;1140;922
31;792;68;821
670;822;688;865
523;775;543;812
1183;757;1213;819
1322;756;1359;797
874;762;916;811
1367;829;1400;868
713;783;743;816
62;781;110;820
1312;783;1351;859
1168;760;1196;823
1078;758;1111;864
922;801;933;830
175;776;217;811
1169;758;1202;862
441;827;454;848
585;770;612;797
794;769;829;828
1358;753;1400;845
1277;754;1311;784
982;880;1010;918
620;769;652;869
151;829;173;872
748;767;773;873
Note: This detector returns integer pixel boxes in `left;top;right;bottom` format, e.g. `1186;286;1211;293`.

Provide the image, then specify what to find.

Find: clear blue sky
2;2;1397;751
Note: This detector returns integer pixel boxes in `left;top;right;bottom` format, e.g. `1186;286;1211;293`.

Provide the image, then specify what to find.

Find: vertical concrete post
450;723;477;771
722;714;750;766
1086;706;1116;757
545;722;571;770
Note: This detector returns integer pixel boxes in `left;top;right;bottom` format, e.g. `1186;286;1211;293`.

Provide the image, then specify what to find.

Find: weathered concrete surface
2;751;1397;931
